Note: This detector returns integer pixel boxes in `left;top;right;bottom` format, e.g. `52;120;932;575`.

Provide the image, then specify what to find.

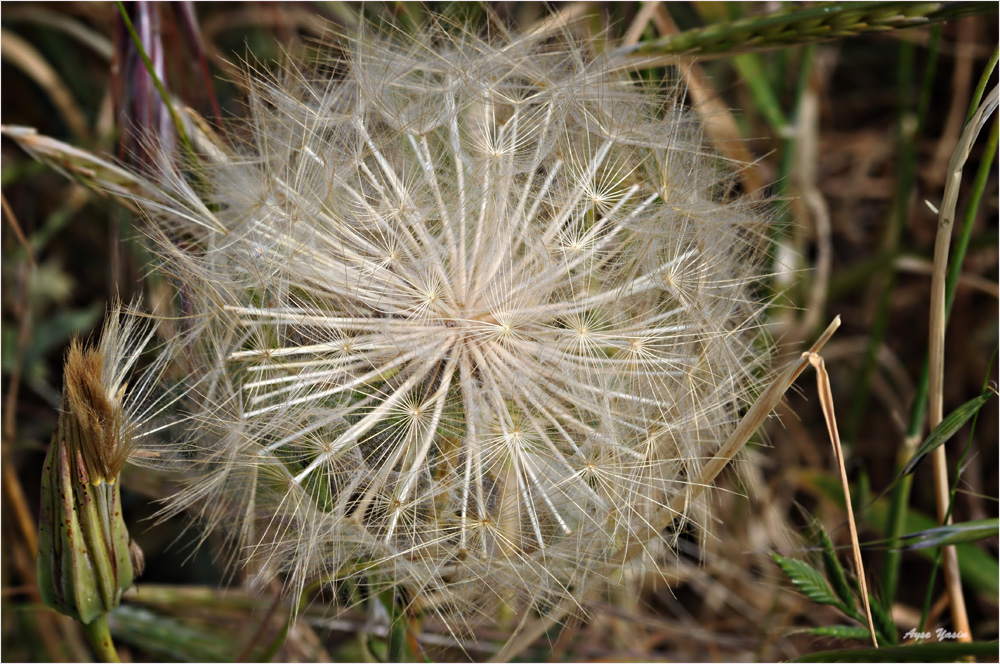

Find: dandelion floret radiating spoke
90;16;776;627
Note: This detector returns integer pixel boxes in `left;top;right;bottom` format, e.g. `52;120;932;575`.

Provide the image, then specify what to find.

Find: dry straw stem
493;316;842;662
1;6;114;60
808;352;876;648
621;315;842;559
1;191;36;266
789;68;833;342
0;263;76;661
643;4;767;196
895;255;999;299
926;82;998;644
621;2;662;48
0;126;156;205
0;29;90;139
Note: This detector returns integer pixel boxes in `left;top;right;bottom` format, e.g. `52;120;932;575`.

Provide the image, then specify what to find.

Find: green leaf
2;305;102;379
732;53;788;131
790;641;997;662
867;593;897;646
800;626;871;641
108;605;236;662
965;45;998;125
802;470;999;601
818;528;856;614
900;518;999;551
773;554;841;607
903;391;993;476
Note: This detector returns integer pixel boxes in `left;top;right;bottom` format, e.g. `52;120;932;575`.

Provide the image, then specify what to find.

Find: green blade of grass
866;592;898;645
945;116;999;318
803;470;1000;601
818;528;857;614
800;626;872;641
902;390;994;476
965;45;998;125
731;52;788;132
107;605;237;662
624;2;994;59
900;518;999;551
790;641;998;662
875;26;940;604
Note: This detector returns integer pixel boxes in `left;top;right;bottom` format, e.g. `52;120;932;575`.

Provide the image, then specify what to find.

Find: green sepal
37;412;134;624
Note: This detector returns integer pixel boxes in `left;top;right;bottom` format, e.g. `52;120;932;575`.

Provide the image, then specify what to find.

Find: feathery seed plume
31;13;775;629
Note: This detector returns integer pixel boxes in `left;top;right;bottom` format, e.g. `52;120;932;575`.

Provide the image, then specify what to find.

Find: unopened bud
37;401;134;623
37;308;155;624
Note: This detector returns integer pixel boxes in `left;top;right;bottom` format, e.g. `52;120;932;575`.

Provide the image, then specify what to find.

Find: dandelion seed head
138;15;773;627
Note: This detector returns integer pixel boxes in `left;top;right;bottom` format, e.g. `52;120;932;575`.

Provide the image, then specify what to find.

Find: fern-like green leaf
773;554;842;608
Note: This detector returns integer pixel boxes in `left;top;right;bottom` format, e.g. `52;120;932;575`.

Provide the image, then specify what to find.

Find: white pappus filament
146;18;773;624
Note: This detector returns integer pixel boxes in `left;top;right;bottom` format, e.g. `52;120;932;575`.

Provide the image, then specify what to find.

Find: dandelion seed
22;13;775;632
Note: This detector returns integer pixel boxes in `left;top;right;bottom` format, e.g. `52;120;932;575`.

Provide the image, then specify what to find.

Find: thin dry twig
649;6;766;194
894;255;999;299
0;29;90;139
927;82;998;643
522;2;593;39
1;6;113;60
235;590;285;662
928;19;978;182
808;353;877;648
622;2;661;48
175;2;225;133
792;63;833;340
648;315;842;541
1;192;37;267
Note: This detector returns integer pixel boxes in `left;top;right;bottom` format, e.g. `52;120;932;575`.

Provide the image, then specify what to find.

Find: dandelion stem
82;614;120;663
